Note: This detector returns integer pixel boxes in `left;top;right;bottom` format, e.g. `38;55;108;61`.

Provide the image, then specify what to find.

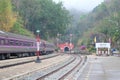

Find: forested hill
0;0;71;40
76;0;120;49
64;8;87;45
1;0;120;48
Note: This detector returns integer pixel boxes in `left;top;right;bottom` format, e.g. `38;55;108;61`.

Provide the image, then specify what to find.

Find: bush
88;47;96;53
11;21;34;37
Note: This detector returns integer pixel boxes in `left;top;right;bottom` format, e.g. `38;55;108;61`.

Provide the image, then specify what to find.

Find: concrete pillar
96;48;98;55
108;48;110;55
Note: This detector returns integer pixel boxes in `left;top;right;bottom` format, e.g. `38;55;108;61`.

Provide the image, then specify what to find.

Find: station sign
95;43;110;48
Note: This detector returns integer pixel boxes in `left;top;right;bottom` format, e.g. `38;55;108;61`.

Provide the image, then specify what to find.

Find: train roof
0;31;55;46
0;30;36;41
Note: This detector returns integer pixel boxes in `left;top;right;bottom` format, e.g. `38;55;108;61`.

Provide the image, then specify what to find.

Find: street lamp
56;33;61;52
35;30;41;63
70;34;73;53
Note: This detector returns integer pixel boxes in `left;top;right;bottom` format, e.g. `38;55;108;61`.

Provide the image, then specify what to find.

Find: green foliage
12;0;71;39
11;19;34;37
88;46;96;53
76;0;120;43
0;0;16;31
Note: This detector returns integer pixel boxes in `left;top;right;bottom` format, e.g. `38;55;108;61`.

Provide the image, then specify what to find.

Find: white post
96;48;98;55
70;34;72;53
108;48;110;55
35;30;41;63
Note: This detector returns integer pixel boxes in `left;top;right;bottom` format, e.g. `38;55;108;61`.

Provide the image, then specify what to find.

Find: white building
95;43;111;56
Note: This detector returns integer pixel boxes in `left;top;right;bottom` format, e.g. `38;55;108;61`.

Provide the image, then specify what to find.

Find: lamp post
70;34;73;53
56;33;59;48
35;30;41;63
56;33;61;52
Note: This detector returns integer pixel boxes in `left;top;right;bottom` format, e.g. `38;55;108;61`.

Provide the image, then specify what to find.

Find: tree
0;0;16;31
12;0;71;39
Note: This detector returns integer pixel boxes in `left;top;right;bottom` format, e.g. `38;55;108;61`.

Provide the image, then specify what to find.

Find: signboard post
95;43;111;56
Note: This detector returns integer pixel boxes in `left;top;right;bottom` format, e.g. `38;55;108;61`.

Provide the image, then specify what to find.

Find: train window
23;42;29;46
18;41;21;46
20;41;23;46
22;42;33;46
46;44;48;47
29;42;33;46
15;40;20;46
31;42;33;46
9;40;15;46
40;42;43;47
23;42;26;46
27;43;29;46
28;42;33;46
43;42;46;47
5;39;9;45
27;42;30;46
0;39;5;45
26;43;29;46
34;43;37;47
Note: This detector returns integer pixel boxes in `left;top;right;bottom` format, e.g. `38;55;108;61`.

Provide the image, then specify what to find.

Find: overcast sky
53;0;104;11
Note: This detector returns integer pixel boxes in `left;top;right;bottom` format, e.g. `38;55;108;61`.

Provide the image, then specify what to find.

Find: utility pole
35;30;41;63
70;34;72;53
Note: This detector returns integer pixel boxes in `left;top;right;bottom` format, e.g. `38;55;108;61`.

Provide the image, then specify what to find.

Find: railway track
2;54;71;80
0;54;88;80
37;55;77;80
17;54;82;80
0;53;60;68
38;54;82;80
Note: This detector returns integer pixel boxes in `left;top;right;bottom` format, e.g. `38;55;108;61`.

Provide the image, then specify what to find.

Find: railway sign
96;43;110;48
95;43;111;56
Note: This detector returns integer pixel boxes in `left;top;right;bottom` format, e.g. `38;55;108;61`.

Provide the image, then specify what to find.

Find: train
0;30;56;60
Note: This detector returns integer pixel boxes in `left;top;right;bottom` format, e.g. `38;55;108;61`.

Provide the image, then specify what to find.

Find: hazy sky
53;0;104;11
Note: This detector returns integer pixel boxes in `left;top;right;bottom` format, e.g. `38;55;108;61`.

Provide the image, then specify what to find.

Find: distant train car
40;40;55;55
0;31;55;60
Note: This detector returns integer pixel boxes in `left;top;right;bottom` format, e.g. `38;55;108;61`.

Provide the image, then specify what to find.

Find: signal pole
70;34;72;54
35;30;41;63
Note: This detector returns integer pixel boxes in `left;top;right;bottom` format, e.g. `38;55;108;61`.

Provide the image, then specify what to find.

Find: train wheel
17;53;22;58
6;53;10;59
0;54;5;60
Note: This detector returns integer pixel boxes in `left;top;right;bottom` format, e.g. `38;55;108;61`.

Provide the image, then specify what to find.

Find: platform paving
77;55;120;80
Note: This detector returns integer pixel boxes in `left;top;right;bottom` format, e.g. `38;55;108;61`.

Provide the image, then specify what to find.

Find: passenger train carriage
0;31;55;60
